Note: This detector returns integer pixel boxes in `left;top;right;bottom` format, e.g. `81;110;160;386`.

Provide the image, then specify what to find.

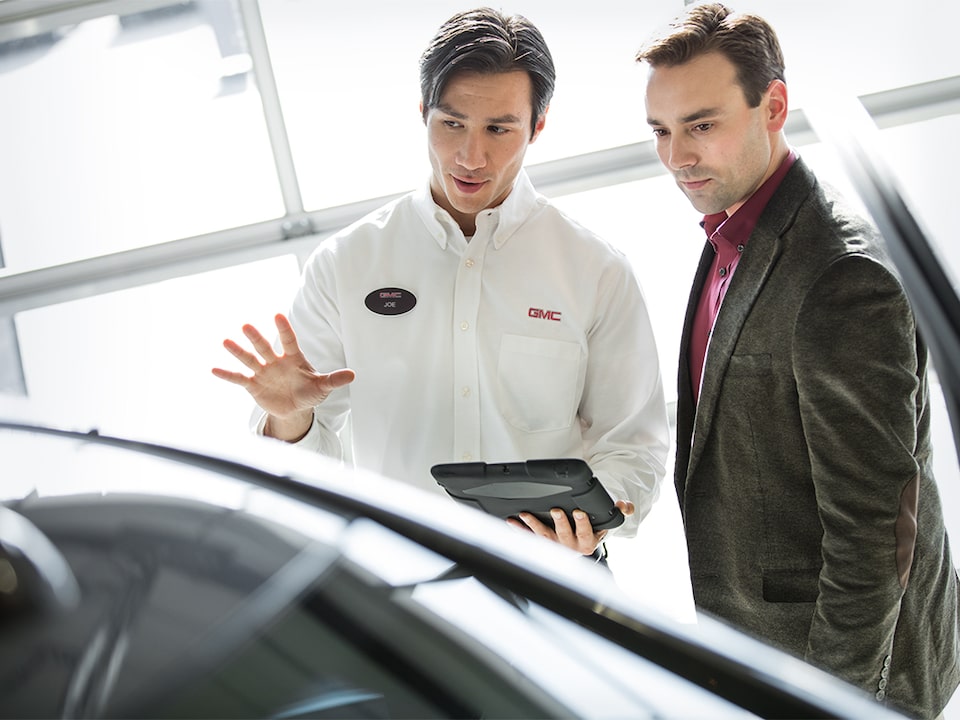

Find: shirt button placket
452;243;485;461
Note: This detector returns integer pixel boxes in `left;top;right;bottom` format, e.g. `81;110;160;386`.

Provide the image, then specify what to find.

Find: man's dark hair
636;2;785;108
420;7;555;137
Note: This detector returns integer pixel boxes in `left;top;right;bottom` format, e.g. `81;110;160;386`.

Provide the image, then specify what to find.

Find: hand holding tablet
430;458;625;532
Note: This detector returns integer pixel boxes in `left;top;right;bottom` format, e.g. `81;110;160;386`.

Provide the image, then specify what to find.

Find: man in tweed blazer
637;4;959;717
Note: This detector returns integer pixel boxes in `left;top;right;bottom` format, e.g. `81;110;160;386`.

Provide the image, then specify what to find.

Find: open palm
212;313;355;420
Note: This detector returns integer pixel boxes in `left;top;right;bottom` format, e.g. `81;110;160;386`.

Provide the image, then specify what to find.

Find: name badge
365;287;417;316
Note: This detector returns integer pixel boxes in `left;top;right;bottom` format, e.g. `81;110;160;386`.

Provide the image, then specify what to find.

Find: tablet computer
430;458;624;531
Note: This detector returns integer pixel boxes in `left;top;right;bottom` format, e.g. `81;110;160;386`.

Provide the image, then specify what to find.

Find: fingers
555;509;603;555
616;500;636;517
516;509;601;556
572;510;598;546
243;323;278;361
221;337;264;372
274;313;304;357
212;322;278;386
517;512;552;538
211;367;250;386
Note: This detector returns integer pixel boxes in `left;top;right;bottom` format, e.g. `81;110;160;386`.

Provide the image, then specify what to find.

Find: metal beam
236;0;304;216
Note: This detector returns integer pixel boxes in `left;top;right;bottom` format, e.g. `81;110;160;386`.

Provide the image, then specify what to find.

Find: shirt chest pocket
497;334;582;433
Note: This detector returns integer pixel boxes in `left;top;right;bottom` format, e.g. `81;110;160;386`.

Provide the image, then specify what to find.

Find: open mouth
453;176;486;194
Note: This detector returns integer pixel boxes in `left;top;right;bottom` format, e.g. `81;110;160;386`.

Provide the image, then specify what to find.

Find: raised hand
212;313;355;440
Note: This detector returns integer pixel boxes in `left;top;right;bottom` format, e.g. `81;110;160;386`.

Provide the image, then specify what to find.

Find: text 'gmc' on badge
365;287;417;316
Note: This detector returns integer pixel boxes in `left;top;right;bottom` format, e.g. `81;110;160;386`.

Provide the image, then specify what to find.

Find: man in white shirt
214;7;669;559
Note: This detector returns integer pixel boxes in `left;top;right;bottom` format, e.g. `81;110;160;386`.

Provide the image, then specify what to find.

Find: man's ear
419;101;426;125
530;106;548;142
765;80;788;133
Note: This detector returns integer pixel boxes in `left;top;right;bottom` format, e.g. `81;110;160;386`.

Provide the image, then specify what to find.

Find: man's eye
693;123;713;132
651;128;668;137
488;126;508;135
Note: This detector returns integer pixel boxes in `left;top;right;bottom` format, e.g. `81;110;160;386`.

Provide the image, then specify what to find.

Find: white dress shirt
253;170;669;536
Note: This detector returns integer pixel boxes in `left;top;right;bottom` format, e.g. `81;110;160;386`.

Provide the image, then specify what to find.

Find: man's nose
457;131;487;171
666;135;696;171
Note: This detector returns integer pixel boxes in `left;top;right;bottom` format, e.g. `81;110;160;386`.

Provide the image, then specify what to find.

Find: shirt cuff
251;409;326;453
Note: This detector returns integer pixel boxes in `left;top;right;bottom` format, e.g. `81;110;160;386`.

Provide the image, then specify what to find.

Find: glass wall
0;1;282;274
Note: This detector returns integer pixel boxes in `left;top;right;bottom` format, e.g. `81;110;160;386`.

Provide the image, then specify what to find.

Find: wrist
264;410;313;443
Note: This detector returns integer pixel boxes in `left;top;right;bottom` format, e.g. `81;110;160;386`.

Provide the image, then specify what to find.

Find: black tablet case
430;458;624;531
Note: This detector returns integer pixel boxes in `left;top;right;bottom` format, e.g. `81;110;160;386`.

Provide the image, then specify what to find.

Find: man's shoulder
531;199;628;257
343;191;420;235
316;192;421;248
771;160;880;250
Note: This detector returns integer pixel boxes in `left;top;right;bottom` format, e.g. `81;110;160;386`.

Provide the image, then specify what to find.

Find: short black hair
420;7;555;137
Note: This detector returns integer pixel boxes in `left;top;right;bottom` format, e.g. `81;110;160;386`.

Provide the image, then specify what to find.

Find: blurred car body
0;420;905;719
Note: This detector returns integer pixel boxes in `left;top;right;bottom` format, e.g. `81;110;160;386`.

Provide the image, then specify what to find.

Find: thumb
325;368;356;389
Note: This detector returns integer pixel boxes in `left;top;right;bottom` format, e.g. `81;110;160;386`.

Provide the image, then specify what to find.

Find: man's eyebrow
436;103;467;119
646;108;721;126
435;103;522;125
681;108;720;123
486;113;523;125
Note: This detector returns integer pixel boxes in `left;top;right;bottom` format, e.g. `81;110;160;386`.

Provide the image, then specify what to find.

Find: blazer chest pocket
726;352;772;377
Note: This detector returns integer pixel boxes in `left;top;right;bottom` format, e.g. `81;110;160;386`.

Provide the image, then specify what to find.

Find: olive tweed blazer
674;157;960;718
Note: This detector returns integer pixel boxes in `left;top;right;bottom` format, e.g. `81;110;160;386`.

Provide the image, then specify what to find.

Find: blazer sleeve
793;252;921;690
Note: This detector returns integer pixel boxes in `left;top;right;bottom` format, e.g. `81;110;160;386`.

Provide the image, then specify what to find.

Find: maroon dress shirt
689;151;797;403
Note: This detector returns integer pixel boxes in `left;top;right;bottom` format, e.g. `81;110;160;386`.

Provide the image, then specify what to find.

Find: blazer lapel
679;158;815;485
675;241;714;491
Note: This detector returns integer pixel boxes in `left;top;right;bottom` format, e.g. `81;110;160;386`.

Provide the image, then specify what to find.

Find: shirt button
737;244;745;253
461;386;471;397
462;452;473;461
465;258;475;268
460;321;469;331
718;266;727;277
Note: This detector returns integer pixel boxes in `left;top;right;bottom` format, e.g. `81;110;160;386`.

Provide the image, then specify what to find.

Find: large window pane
758;1;960;109
8;255;301;445
0;1;282;274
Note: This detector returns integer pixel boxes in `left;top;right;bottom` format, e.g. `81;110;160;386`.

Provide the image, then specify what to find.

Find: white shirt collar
412;170;546;251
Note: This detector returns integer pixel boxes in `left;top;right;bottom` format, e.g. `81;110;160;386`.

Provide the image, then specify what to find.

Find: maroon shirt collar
701;150;798;246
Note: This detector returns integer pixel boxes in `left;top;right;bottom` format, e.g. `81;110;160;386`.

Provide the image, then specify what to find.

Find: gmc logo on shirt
528;307;562;321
